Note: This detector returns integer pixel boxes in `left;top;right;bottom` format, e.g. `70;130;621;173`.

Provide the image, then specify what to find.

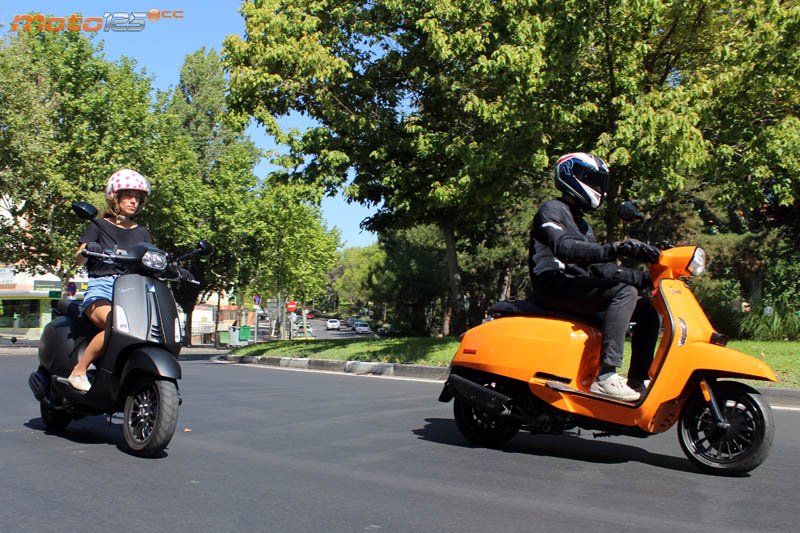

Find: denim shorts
80;275;117;315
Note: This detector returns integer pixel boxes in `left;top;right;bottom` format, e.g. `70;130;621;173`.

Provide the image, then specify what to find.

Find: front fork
699;375;730;430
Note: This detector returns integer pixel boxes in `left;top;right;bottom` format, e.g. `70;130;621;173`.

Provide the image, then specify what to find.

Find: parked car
351;320;364;331
355;323;372;335
326;319;340;330
293;329;314;340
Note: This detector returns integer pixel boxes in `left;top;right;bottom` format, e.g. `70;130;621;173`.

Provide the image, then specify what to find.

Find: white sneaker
590;373;640;401
68;373;91;392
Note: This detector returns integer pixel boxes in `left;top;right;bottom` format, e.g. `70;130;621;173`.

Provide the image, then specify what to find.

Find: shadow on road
412;417;700;474
25;415;168;459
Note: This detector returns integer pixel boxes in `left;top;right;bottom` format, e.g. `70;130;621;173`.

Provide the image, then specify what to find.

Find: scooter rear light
115;305;130;333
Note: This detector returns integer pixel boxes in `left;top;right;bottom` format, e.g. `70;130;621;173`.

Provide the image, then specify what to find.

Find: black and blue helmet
555;152;609;211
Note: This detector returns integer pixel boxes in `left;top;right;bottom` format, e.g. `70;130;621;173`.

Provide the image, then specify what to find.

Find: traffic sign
253;294;261;305
66;282;77;296
286;301;297;312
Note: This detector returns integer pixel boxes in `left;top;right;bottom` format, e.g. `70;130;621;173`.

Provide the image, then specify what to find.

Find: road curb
219;354;450;380
217;353;799;405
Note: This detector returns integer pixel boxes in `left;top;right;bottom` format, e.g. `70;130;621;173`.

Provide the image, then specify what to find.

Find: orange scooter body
450;246;777;435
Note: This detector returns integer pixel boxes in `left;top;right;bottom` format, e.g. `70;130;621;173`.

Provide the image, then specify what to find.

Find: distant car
293;329;314;340
355;323;372;335
306;312;315;319
351;320;364;330
326;319;340;330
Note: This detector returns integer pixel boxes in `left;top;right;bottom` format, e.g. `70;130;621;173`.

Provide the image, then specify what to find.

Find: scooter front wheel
453;398;519;447
123;379;179;457
678;381;774;476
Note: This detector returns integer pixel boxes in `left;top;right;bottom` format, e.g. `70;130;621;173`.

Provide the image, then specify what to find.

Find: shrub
739;308;800;341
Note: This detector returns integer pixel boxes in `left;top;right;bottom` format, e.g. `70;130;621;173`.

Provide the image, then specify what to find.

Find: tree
225;0;800;335
247;182;340;338
224;0;558;334
146;48;263;343
0;28;158;287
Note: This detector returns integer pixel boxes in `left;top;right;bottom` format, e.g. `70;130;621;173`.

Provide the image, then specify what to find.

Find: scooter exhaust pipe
443;373;513;416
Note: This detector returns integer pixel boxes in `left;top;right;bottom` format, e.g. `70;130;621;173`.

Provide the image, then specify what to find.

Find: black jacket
529;198;649;287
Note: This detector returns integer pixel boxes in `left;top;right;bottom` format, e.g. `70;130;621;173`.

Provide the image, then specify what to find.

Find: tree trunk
441;297;452;336
499;266;512;301
441;221;466;335
748;271;762;309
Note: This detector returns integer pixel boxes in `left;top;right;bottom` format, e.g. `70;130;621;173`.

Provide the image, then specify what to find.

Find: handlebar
82;249;199;284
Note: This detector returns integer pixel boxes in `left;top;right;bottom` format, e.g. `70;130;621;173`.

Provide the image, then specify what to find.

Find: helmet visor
574;167;608;197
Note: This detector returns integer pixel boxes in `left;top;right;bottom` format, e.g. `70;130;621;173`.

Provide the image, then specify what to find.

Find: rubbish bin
239;326;251;343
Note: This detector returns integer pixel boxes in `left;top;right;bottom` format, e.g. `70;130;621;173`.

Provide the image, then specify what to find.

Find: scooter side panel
453;316;602;386
38;316;95;376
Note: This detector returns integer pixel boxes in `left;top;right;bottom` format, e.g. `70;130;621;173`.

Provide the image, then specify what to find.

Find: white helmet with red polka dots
105;169;151;202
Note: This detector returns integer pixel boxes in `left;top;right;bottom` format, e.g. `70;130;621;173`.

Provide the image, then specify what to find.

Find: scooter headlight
686;247;706;276
142;250;168;271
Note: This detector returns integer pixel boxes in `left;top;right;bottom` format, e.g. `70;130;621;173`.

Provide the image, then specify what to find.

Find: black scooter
28;201;212;456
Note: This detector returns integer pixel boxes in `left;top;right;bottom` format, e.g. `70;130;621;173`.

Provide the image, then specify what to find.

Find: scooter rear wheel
453;398;519;447
123;379;179;457
678;381;774;476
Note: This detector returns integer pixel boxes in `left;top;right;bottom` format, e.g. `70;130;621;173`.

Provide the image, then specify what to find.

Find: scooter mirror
72;201;98;220
196;240;214;257
619;201;644;223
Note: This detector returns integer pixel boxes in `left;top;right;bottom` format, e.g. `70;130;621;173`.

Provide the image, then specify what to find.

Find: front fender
120;346;182;385
690;342;777;382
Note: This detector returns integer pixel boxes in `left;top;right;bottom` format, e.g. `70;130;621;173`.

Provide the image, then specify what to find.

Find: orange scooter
438;207;777;476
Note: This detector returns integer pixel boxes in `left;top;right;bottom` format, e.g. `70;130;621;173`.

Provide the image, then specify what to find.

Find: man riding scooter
529;152;661;401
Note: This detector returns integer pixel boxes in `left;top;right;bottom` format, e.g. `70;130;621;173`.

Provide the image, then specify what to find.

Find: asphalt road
2;351;798;532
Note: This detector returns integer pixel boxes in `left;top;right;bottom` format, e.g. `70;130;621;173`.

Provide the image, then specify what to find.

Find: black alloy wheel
678;381;774;476
123;379;179;457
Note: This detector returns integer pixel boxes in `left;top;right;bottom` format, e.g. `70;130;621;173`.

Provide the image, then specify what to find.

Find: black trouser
532;272;660;385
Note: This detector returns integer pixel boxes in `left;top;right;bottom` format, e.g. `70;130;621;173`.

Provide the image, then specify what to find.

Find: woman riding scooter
68;169;153;392
529;153;661;401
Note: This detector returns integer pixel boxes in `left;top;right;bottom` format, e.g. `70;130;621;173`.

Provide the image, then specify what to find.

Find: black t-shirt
79;218;153;277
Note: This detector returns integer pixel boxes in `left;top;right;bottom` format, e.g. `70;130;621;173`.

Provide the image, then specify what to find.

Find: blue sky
1;1;377;248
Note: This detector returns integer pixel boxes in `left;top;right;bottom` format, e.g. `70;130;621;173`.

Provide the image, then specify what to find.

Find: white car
326;319;340;330
354;323;372;335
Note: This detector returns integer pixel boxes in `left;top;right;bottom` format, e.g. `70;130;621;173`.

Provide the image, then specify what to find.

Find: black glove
84;242;104;254
179;268;196;282
616;239;661;263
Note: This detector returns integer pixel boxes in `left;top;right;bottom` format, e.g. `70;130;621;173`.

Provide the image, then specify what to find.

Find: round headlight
687;247;706;276
142;250;168;271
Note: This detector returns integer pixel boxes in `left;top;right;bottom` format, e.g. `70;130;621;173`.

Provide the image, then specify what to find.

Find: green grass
232;337;799;388
232;337;460;367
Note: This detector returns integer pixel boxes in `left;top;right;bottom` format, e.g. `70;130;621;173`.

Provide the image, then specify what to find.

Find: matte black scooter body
37;273;182;415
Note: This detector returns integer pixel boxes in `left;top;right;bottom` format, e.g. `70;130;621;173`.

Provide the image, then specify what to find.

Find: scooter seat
488;300;603;329
55;299;82;320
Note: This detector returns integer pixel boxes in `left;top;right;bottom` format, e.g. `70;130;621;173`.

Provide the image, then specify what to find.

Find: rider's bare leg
70;302;111;377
